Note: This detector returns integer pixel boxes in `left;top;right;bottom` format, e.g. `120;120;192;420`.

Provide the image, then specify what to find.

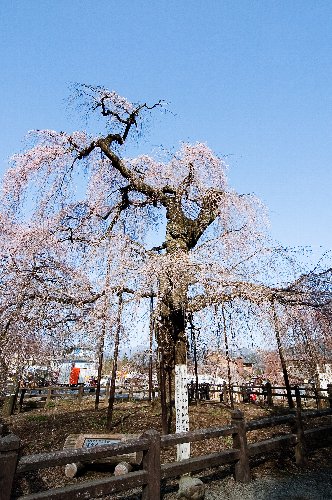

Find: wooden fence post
291;407;307;467
18;388;26;413
266;383;273;407
142;429;160;500
0;434;20;500
46;387;54;405
327;384;332;408
313;386;320;409
78;385;84;403
2;394;16;417
231;409;251;483
294;385;302;409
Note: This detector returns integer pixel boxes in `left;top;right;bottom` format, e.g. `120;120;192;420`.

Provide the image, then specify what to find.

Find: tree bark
221;304;234;409
272;300;294;409
158;345;168;434
155;297;188;433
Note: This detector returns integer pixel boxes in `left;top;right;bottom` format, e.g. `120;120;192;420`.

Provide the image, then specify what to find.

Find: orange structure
69;366;80;386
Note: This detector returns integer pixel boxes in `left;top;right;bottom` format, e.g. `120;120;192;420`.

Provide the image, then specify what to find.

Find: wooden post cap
231;409;244;420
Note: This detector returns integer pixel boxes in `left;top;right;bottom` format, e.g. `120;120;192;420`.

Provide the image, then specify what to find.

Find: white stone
114;461;133;475
178;476;206;499
64;462;84;478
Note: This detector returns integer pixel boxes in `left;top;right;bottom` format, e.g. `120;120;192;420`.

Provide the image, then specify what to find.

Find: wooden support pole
0;434;20;500
18;388;26;413
266;382;273;407
142;429;160;500
46;387;55;405
46;387;51;405
231;409;251;483
77;385;84;403
294;385;302;410
292;385;307;466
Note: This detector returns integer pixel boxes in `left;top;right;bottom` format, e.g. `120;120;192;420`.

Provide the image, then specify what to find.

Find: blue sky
1;0;331;262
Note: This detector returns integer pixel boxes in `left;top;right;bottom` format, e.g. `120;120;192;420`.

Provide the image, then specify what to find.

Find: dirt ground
2;396;332;498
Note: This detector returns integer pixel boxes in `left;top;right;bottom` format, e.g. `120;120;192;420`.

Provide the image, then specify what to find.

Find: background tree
0;214;101;389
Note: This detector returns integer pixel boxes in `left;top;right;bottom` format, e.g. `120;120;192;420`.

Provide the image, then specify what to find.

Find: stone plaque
63;433;143;465
83;438;120;448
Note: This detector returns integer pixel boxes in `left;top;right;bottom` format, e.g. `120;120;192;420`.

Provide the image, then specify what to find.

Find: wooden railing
1;408;331;499
188;383;331;408
1;384;159;417
1;382;331;418
1;386;86;417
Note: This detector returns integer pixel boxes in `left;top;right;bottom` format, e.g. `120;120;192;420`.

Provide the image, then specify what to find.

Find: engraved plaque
63;433;143;465
83;438;120;448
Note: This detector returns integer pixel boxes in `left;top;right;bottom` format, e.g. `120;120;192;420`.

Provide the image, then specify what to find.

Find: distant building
55;359;97;385
189;352;256;384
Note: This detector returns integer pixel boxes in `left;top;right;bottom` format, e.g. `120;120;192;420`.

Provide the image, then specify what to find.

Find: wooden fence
0;384;160;417
189;383;331;408
1;408;331;499
1;382;331;418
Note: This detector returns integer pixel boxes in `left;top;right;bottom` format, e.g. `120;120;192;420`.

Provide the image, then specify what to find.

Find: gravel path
160;448;332;500
111;466;332;500
200;468;332;499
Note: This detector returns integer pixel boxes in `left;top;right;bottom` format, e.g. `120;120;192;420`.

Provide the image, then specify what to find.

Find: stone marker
64;461;85;478
63;433;142;478
114;461;133;475
178;475;206;499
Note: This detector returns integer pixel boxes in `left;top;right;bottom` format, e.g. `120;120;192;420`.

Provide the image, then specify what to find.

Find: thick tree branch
188;278;332;313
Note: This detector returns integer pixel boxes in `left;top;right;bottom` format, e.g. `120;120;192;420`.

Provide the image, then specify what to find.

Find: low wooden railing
1;408;331;500
189;382;331;407
0;386;85;417
2;381;331;417
1;384;159;417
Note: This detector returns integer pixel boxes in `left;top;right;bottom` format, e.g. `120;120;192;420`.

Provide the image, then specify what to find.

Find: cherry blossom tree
0;213;102;391
2;84;331;440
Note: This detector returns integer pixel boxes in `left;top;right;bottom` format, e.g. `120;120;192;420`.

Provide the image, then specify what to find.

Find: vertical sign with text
175;363;190;461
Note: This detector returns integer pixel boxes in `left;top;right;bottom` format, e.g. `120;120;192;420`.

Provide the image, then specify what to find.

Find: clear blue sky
1;0;331;261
